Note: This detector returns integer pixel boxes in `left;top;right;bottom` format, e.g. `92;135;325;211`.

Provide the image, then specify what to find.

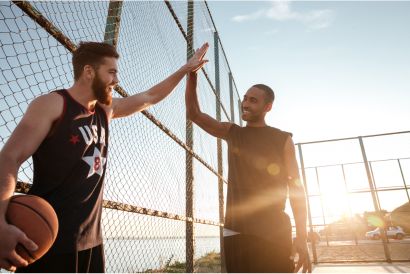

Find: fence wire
0;1;242;272
295;131;410;264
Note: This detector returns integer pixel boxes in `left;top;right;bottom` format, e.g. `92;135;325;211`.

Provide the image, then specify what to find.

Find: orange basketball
5;194;59;264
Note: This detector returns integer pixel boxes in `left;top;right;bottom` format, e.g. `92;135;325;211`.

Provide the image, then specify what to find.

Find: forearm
0;155;19;223
146;64;190;105
290;184;308;240
185;72;201;120
112;65;191;118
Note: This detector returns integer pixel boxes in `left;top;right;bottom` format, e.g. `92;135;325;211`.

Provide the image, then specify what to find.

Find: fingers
19;232;38;252
293;260;303;273
7;250;28;269
0;225;32;271
0;259;16;272
191;60;209;73
194;42;209;59
298;257;312;273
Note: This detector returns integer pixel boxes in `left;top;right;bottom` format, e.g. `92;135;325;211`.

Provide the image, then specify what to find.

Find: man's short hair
252;84;275;103
72;42;119;81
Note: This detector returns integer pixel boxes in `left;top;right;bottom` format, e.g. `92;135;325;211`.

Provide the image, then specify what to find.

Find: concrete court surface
313;262;410;273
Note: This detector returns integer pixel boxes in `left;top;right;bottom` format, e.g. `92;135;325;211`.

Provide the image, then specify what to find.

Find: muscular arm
110;43;209;119
185;72;232;139
284;136;307;240
0;93;63;270
284;136;311;273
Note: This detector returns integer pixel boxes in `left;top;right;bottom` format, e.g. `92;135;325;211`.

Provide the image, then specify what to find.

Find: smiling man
185;73;311;272
0;41;209;273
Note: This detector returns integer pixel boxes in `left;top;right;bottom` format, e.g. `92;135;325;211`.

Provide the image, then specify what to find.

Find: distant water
104;237;220;272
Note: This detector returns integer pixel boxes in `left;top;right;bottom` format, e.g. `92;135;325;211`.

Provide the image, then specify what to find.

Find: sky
207;1;410;143
206;1;410;224
1;1;409;238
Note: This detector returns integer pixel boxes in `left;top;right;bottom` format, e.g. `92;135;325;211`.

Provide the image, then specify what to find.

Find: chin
241;113;251;121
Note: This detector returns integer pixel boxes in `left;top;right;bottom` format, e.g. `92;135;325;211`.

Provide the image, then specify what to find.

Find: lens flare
367;215;385;227
267;163;280;176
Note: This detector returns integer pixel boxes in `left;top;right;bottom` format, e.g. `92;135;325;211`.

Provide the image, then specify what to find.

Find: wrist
180;63;190;74
295;232;307;241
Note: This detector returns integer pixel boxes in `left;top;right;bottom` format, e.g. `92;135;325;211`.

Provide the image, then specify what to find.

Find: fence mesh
2;1;409;272
295;132;410;263
0;0;242;272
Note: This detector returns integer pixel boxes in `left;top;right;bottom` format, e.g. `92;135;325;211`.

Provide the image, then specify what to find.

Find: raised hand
185;42;209;73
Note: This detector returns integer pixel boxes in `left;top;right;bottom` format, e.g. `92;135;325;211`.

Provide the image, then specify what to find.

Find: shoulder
223;123;240;141
268;126;293;138
32;91;64;104
227;123;241;134
28;92;64;119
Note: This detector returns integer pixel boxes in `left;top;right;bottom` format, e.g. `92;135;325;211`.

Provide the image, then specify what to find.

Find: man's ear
265;102;273;112
83;65;95;81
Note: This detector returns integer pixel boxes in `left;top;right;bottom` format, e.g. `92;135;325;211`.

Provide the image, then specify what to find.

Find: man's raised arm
110;43;210;119
185;70;232;139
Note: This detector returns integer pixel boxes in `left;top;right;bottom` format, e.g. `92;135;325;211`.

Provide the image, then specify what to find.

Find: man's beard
92;74;112;106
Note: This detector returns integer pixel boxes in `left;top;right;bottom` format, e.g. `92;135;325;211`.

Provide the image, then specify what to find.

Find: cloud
232;10;265;22
232;1;334;30
265;29;279;35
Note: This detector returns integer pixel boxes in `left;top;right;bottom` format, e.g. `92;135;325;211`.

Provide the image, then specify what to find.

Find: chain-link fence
0;1;242;272
295;131;410;263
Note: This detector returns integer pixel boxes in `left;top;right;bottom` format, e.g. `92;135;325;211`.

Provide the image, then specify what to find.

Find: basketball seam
11;200;56;240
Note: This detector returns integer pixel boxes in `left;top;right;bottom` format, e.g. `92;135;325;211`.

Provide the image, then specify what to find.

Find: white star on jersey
82;147;107;178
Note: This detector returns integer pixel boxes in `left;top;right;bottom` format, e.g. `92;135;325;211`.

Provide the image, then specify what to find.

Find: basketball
5;194;59;264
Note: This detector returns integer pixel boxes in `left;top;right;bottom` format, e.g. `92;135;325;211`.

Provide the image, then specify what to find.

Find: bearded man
0;41;209;273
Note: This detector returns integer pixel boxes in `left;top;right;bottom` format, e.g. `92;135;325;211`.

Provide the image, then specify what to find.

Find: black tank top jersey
224;124;292;241
28;89;109;253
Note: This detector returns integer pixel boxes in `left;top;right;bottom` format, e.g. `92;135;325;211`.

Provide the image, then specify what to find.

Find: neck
67;81;97;111
245;119;267;128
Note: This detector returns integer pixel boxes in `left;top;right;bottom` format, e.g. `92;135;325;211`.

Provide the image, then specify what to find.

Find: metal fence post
214;30;225;272
368;162;383;214
237;99;242;126
103;0;123;47
341;165;358;245
358;137;391;262
314;167;329;247
228;72;234;123
186;1;195;272
297;144;318;264
398;159;410;202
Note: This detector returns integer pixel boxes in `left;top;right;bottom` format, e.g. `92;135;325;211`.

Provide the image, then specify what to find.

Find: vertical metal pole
104;0;123;47
214;31;225;273
369;162;382;213
314;167;329;247
341;165;358;245
297;144;318;264
358;137;391;262
237;99;243;126
186;1;194;272
398;159;410;202
228;72;234;123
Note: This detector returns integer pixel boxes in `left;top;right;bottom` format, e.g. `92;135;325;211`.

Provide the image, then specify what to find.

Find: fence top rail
302;156;410;169
296;130;410;146
307;185;409;196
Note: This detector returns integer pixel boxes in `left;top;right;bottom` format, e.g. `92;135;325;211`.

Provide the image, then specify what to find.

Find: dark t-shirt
224;124;292;241
29;89;109;253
